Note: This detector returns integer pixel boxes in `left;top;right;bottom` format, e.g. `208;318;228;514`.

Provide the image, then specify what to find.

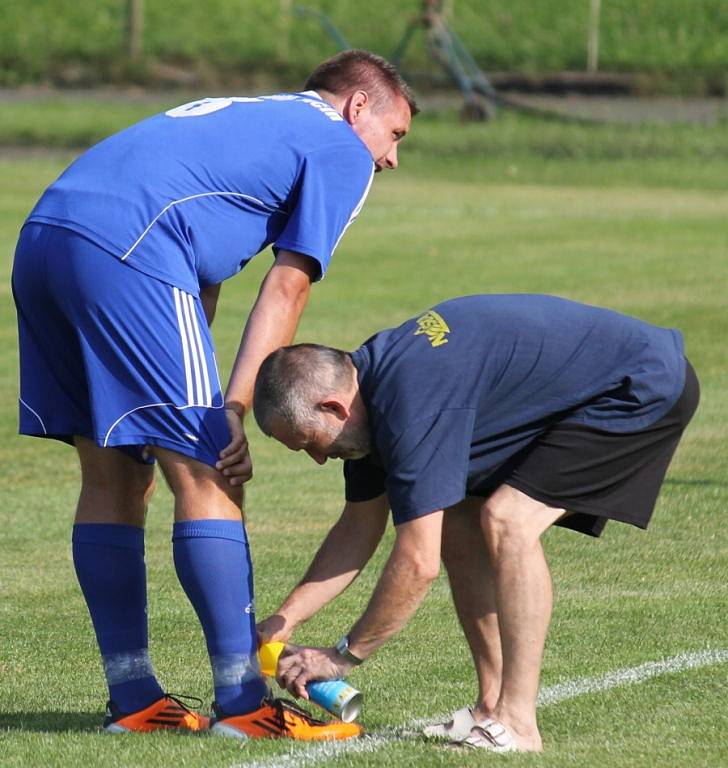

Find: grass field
1;0;727;88
1;105;727;767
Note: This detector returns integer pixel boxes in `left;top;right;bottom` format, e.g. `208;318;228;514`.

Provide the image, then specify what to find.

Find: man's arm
346;509;443;657
258;494;390;643
216;249;317;484
276;510;444;697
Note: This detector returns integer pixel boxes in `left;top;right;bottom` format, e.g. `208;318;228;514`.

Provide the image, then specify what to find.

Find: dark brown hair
304;49;419;116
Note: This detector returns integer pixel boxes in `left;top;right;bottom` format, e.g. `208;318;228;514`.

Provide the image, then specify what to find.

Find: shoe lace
270;697;328;730
164;693;205;716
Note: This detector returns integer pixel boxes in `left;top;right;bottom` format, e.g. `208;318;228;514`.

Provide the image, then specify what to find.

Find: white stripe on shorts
173;287;195;405
184;291;212;406
173;287;211;406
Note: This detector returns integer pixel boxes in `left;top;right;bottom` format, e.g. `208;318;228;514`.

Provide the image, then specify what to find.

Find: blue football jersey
26;92;375;295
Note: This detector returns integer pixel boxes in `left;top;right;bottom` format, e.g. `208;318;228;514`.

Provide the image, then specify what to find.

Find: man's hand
216;407;252;485
276;645;353;699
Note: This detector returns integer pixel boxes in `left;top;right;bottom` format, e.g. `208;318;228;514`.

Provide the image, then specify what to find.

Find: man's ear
319;398;350;421
342;90;370;124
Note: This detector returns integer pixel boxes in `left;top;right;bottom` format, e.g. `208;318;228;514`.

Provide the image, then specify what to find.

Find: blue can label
307;679;362;722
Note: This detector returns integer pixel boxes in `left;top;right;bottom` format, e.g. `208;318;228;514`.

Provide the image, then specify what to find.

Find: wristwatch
335;634;364;666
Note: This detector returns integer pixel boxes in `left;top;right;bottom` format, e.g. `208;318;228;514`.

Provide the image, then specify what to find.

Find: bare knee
153;446;243;520
480;485;564;559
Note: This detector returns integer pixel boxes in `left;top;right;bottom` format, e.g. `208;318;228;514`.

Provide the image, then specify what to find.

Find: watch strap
335;634;364;665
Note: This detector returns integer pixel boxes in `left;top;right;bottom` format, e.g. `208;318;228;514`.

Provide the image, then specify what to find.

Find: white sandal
459;718;517;752
422;707;476;741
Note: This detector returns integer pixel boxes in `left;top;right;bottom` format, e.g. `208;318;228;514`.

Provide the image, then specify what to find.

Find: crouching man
253;294;698;752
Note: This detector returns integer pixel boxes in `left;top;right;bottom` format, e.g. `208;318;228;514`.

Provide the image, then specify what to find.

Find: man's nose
383;144;398;170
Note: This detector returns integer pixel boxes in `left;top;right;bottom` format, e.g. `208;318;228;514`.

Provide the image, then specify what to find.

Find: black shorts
469;360;700;537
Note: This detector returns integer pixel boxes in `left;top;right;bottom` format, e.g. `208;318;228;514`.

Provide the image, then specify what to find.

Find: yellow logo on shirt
414;310;450;347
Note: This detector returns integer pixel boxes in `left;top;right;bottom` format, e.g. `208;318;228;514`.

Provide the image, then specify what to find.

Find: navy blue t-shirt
344;295;686;525
25;92;374;296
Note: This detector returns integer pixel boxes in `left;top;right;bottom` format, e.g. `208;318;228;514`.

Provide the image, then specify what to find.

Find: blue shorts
12;222;230;465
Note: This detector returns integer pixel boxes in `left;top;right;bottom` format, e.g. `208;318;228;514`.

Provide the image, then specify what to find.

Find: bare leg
75;436;155;525
75;438;242;524
442;498;502;717
151;445;243;521
479;484;566;752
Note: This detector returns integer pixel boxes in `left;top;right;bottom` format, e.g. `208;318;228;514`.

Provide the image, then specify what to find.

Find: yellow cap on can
258;641;285;677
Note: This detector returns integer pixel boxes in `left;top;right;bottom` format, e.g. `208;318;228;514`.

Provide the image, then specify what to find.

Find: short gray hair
253;344;352;435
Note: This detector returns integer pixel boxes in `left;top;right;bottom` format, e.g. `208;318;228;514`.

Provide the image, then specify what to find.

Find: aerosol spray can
258;641;363;723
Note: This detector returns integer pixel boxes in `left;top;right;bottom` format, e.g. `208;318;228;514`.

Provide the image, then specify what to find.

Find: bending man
253;293;698;752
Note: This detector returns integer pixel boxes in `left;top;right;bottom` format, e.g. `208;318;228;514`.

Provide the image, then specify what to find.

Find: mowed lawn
0;111;727;767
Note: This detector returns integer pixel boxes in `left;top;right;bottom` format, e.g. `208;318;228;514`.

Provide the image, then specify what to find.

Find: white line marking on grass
536;648;728;706
233;649;728;768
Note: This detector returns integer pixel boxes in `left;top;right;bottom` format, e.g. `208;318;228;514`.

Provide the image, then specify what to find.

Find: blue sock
72;524;164;713
173;519;268;715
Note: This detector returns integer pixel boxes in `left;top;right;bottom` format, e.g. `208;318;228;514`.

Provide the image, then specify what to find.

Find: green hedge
1;1;727;87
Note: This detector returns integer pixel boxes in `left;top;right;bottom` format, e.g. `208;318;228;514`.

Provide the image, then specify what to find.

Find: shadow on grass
0;711;101;733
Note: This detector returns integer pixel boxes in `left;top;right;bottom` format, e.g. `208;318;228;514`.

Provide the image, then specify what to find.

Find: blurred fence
1;0;727;88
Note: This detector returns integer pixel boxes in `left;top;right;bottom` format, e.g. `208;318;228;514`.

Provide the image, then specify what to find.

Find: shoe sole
104;723;206;734
422;728;449;739
103;724;132;734
423;726;475;741
210;722;251;740
210;721;362;741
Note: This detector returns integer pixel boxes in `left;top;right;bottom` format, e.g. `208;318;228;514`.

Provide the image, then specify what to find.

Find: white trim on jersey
173;287;212;407
210;349;223;396
102;401;224;448
120;191;282;263
331;164;375;256
19;398;47;434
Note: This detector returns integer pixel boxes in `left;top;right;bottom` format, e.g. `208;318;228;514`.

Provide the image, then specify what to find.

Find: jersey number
166;97;262;118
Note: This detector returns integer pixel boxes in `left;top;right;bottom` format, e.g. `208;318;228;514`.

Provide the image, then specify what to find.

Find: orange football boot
210;697;363;740
103;694;209;733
